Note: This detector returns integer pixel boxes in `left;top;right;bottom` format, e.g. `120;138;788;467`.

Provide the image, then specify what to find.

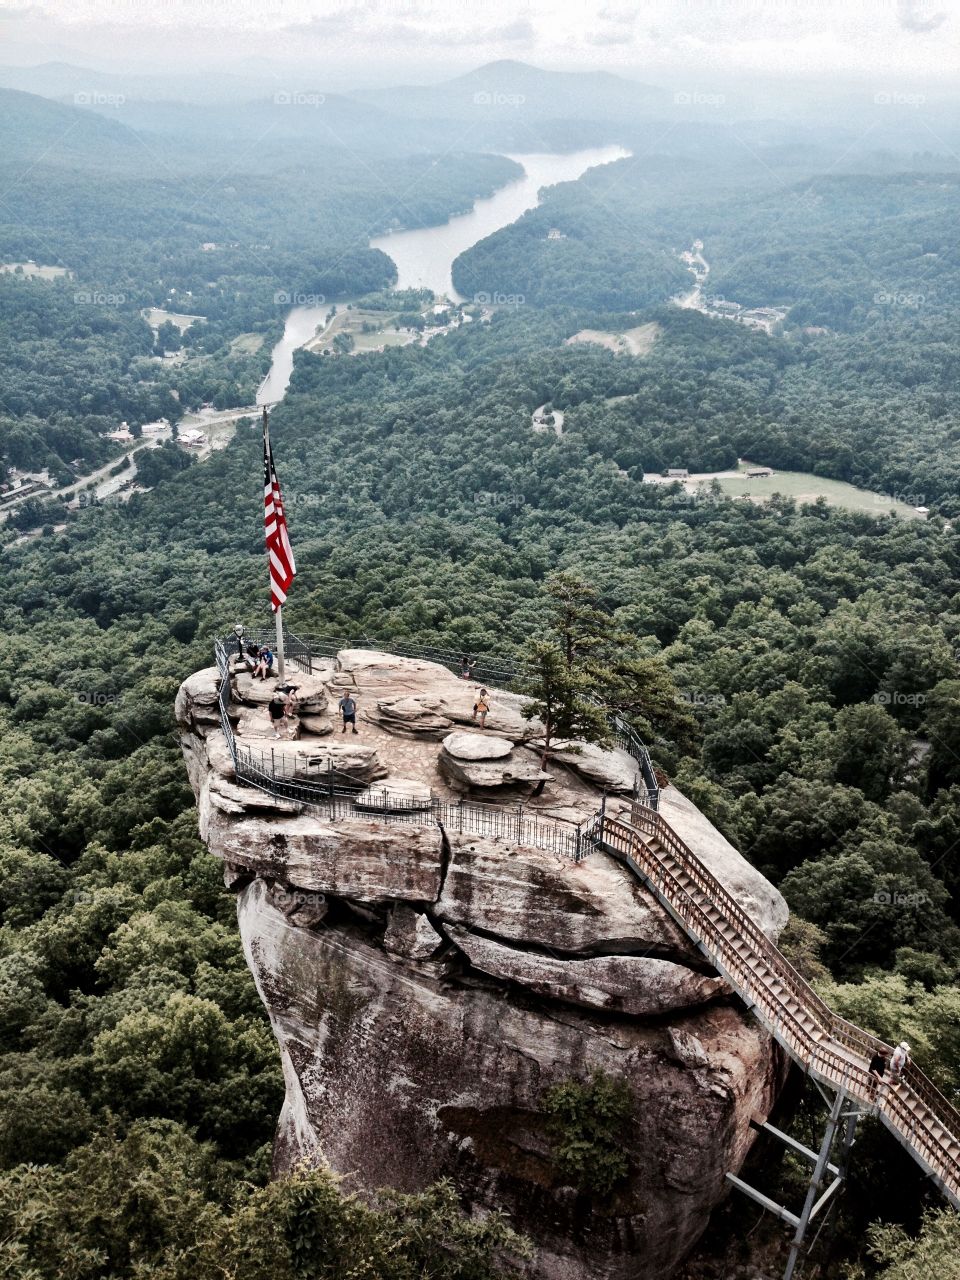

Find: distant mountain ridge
0;57;664;112
350;59;666;120
1;59;935;161
0;87;143;168
0;61;279;105
0;59;666;156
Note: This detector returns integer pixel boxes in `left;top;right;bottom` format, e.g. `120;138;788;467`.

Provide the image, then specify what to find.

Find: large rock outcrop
178;651;790;1280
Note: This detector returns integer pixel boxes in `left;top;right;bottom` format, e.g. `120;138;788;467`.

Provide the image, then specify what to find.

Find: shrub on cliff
845;1209;960;1280
541;1071;632;1197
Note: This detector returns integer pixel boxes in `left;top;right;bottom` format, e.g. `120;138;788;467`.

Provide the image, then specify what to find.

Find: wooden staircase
594;804;960;1209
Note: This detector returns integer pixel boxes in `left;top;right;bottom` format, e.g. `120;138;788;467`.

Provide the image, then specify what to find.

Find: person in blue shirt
338;693;358;733
253;646;274;680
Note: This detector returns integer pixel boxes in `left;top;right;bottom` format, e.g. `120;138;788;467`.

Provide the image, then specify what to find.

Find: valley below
3;44;960;1280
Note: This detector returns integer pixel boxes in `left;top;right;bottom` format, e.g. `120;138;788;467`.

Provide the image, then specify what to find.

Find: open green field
229;332;265;355
1;261;72;279
648;462;927;519
304;306;422;354
142;307;205;332
717;466;925;519
352;328;416;351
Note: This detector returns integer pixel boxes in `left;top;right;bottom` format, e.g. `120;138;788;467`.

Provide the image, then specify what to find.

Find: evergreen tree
521;640;610;784
534;573;696;755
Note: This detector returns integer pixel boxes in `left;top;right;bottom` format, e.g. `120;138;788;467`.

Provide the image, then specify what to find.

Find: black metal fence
211;631;659;860
610;714;660;811
226;626;661;806
276;629;522;689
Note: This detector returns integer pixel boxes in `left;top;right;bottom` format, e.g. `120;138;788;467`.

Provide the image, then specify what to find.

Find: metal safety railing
595;806;960;1208
611;713;660;810
223;627;661;809
229;628;521;688
213;635;609;860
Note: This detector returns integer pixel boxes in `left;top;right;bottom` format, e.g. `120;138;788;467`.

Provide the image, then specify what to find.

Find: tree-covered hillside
4;76;960;1275
2;311;960;1280
0;90;521;475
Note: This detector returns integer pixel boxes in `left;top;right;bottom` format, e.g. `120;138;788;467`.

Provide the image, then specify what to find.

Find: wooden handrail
627;804;906;1063
600;811;960;1203
628;803;850;1036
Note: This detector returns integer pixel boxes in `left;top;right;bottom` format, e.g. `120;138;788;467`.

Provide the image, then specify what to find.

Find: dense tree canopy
3;90;960;1279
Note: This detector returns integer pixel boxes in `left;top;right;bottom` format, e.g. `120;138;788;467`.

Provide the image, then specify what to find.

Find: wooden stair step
611;818;960;1207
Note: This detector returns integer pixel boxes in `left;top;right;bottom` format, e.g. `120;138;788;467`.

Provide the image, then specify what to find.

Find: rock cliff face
178;650;790;1280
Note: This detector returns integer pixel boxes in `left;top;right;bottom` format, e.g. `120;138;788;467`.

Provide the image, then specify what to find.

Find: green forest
4;296;960;1273
0;92;519;474
3;70;960;1280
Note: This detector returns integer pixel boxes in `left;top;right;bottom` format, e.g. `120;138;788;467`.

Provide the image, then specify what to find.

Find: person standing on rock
268;691;287;740
459;655;475;680
339;692;359;734
473;688;490;729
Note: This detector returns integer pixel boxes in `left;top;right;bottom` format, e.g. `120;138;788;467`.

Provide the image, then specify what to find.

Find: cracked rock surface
178;650;790;1280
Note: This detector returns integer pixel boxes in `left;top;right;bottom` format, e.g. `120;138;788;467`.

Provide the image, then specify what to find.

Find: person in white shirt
890;1041;910;1082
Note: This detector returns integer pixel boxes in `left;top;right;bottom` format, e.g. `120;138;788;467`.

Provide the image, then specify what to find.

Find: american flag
263;434;296;611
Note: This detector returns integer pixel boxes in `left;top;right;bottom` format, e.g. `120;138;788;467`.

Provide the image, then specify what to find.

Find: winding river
370;145;628;299
257;301;337;406
257;145;629;405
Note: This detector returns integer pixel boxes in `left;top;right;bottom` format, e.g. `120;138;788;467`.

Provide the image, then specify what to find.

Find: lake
258;145;629;405
370;145;629;299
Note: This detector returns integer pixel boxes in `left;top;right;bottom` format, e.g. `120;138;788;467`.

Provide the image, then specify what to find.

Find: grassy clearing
0;262;72;279
646;461;926;519
303;306;422;353
716;469;925;518
141;307;204;332
565;321;660;356
229;332;265;355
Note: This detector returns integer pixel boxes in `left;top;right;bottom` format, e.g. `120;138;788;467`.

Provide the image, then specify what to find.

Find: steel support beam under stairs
725;1086;861;1280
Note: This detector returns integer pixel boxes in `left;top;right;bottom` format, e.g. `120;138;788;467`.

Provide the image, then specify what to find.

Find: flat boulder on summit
538;739;638;792
233;671;329;714
442;731;513;761
440;751;551;790
265;741;387;786
366;695;455;738
335;649;458;691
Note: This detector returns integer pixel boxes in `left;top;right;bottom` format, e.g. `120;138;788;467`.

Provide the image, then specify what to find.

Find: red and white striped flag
263;434;296;611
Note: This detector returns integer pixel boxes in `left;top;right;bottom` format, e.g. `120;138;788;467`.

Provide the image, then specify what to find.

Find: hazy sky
0;0;957;86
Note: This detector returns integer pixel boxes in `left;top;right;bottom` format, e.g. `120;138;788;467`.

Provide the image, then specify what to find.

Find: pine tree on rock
521;640;611;791
522;573;697;769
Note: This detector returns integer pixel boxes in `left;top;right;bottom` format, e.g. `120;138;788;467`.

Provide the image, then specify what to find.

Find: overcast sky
0;0;956;87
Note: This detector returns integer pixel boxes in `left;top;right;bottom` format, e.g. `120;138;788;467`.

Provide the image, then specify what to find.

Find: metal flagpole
276;605;286;681
263;405;286;680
